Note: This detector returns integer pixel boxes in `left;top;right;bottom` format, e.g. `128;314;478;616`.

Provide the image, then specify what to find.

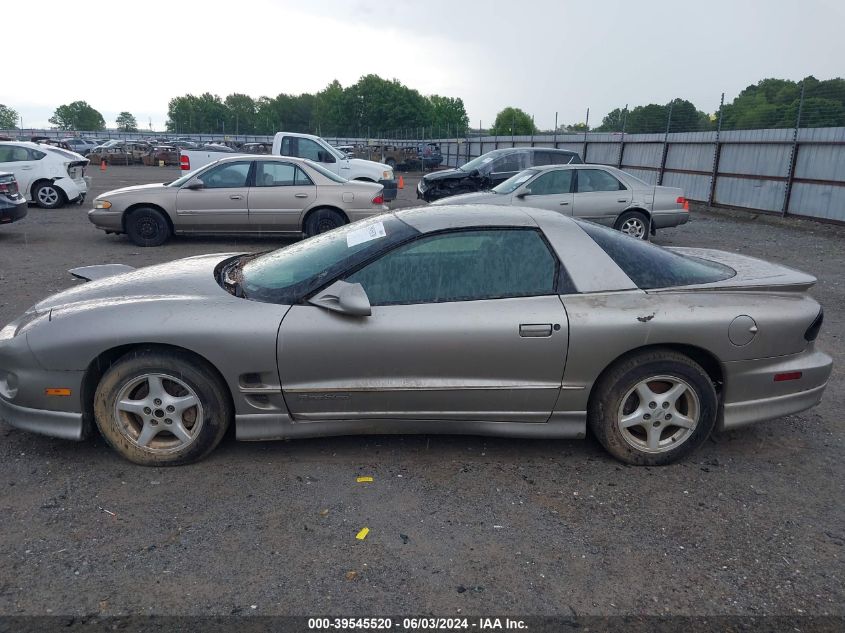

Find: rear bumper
651;210;690;229
379;178;397;202
0;199;27;224
720;348;833;431
0;396;84;440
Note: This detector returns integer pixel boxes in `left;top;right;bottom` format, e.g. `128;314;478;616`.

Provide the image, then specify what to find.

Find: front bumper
0;397;84;440
379;178;397;202
88;208;123;231
0;199;28;224
720;347;833;430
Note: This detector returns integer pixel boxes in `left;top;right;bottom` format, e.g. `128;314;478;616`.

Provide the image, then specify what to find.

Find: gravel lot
0;165;842;619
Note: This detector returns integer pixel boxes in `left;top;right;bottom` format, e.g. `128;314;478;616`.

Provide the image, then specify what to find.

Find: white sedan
432;164;689;239
0;141;90;208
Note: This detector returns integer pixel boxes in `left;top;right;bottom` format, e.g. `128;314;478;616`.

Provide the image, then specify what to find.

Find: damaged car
0;206;831;467
417;147;581;202
0;141;90;208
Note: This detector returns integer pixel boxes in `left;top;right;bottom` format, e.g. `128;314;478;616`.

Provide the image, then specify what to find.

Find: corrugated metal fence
399;127;845;224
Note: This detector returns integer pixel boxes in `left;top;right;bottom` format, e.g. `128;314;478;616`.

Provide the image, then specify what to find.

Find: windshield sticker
347;221;387;248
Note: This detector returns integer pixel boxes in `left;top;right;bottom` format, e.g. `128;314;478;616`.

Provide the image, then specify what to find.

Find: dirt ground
0;165;842;619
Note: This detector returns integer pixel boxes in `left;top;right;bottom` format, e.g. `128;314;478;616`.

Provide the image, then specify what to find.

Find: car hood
348;157;391;173
430;191;501;205
99;182;173;198
30;253;239;315
423;168;469;183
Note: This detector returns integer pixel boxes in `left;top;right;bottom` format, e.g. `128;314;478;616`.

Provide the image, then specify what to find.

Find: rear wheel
305;208;346;237
93;349;231;466
34;182;65;209
125;207;171;247
615;210;650;240
588;349;717;466
385;158;397;169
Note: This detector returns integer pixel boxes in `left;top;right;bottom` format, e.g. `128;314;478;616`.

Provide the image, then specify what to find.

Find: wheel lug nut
165;418;172;424
143;407;151;414
166;405;175;413
154;399;162;406
665;414;672;420
151;420;158;426
643;413;651;420
662;402;670;409
652;421;660;427
649;402;657;409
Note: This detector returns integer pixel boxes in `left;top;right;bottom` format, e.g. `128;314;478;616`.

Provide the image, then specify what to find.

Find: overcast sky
2;0;843;132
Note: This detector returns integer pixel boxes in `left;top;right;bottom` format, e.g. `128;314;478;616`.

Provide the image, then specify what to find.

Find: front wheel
304;208;346;237
615;210;650;240
34;182;66;209
126;207;171;247
588;349;717;466
93;349;232;466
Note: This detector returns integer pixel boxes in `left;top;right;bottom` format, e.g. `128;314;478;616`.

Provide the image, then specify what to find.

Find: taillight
180;155;190;171
805;307;824;342
372;194;384;204
0;178;17;195
774;372;803;382
676;196;689;211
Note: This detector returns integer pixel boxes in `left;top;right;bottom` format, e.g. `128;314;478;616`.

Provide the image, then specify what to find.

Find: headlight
382;170;393;180
0;311;50;341
94;199;112;209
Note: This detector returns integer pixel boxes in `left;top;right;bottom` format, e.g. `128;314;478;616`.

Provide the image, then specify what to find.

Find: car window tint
577;169;626;193
200;161;251;188
528;169;573;195
550;152;577;165
280;137;295;157
295;167;314;186
533;152;554;166
491;152;525;173
0;146;31;162
346;229;558;305
297;138;323;162
255;162;297;187
577;220;736;289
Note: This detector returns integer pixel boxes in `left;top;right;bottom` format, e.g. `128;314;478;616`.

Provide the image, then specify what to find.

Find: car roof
396;203;576;233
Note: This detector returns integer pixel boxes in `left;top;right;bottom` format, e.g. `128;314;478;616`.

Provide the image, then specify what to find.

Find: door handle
519;323;554;338
559;201;569;206
617;198;627;203
230;194;243;200
20;166;33;170
295;193;308;198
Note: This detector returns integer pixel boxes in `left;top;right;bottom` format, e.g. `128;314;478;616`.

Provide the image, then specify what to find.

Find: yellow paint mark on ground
356;527;369;540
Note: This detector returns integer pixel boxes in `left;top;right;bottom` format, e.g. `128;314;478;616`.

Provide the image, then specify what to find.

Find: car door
517;168;575;213
572;168;633;225
278;228;570;423
175;160;252;231
248;161;316;232
0;145;43;199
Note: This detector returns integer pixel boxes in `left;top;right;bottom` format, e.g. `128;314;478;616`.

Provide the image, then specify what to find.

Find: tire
125;207;171;247
93;348;232;466
615;210;650;240
588;349;717;466
304;208;346;237
385;158;397;169
34;182;66;209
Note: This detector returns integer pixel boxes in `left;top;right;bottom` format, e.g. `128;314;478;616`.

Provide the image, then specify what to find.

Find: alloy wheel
616;375;700;453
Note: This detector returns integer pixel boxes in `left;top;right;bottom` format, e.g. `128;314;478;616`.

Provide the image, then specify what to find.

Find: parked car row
339;142;443;170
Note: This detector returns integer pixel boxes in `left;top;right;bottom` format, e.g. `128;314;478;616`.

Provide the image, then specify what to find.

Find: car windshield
303;159;348;183
459;149;513;172
577;220;735;289
239;214;419;303
166;162;220;187
493;169;540;194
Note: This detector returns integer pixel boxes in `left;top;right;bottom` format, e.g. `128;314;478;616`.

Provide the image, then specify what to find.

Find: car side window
297;139;324;162
576;169;626;193
550;152;576;165
527;169;573;195
295;168;314;186
255;162;296;187
280;137;295;157
0;146;32;163
199;161;252;188
346;229;559;306
490;152;525;174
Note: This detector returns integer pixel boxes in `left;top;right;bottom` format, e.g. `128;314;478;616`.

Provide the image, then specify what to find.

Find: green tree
0;104;19;129
595;108;627;132
49;101;105;131
314;80;350;136
224;93;257;134
490;107;537;136
428;95;469;135
115;111;138;132
166;93;229;133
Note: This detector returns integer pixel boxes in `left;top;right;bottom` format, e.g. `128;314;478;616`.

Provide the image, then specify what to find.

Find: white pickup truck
179;132;398;201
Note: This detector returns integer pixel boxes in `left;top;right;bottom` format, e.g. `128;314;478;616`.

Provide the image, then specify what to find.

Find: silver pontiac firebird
0;205;832;466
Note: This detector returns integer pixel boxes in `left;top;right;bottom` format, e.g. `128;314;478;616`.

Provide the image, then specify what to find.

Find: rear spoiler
69;264;135;282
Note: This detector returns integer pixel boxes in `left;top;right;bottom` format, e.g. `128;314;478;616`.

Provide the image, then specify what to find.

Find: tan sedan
88;156;388;246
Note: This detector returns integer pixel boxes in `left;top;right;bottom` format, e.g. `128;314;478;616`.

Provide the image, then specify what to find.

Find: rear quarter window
577;220;735;289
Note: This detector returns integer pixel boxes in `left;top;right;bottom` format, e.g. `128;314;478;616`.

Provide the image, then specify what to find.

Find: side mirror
308;280;371;317
318;150;336;164
516;187;531;199
469;168;481;178
186;178;204;190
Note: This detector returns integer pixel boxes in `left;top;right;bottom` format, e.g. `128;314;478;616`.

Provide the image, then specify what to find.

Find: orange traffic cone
100;159;107;172
398;175;404;189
